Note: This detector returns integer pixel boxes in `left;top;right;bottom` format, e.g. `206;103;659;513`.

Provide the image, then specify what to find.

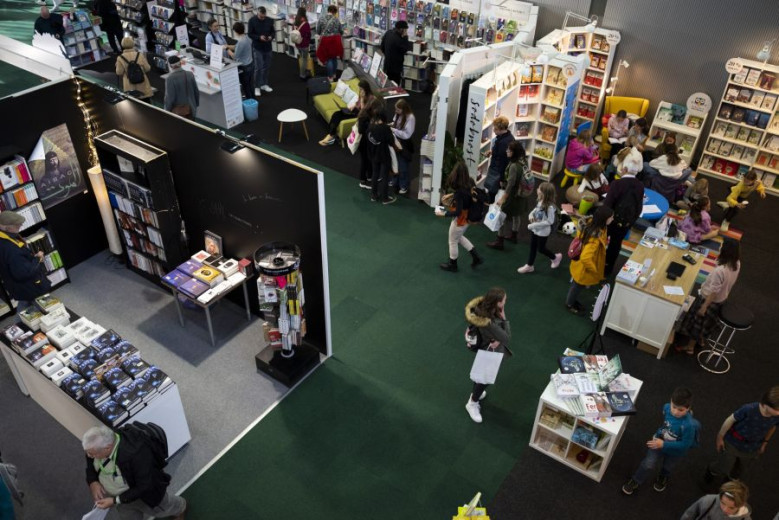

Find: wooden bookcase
698;57;779;196
93;131;187;285
0;153;70;316
646;100;708;164
529;377;642;482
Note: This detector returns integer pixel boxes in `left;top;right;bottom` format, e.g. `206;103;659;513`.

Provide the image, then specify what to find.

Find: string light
74;76;99;167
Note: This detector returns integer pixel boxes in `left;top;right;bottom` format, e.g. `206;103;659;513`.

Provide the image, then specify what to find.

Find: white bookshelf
646;100;708;164
698;57;779;196
529;376;642;482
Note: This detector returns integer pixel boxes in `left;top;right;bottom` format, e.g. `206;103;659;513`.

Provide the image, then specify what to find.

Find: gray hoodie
680;494;752;520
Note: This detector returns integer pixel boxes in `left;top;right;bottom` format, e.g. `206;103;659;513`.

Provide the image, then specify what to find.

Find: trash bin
243;99;258;121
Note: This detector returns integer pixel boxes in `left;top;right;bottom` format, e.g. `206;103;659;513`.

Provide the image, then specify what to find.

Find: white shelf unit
529;377;643;482
537;27;619;133
698;58;779;196
221;2;253;40
196;0;222;26
646;100;708;164
402;42;429;93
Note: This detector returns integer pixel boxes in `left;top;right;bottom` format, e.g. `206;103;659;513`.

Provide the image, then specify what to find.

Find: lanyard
98;434;121;476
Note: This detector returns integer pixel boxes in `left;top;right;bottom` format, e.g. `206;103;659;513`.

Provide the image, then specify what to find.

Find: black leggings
328;110;355;135
471;382;488;402
724;197;743;222
528;234;555;265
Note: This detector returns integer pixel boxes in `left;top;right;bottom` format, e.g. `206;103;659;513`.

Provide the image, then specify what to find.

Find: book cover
731;108;746;123
113;339;138;358
758;72;776;90
551;373;579;398
656;106;673;122
95;346;117;365
762;94;777;112
162;269;192;288
143;366;173;391
95;399;128;426
744;110;760;126
736;127;750;141
670;104;686;124
571;425;600;449
574;372;600;394
82;380;111;408
744;68;761;86
757;113;770;129
112;386;142;413
579;394;599;418
61;373;87;399
732;68;748;83
51;366;74;386
598;354;623;388
11;331;35;354
617;260;642;284
76;358;98;379
26;343;57;368
737;88;752;103
724;87;739;102
558;355;586;374
192;266;225;287
121;355;151;379
3;324;26;342
34;293;64;313
176;259;202;277
608;373;639;397
724;125;738;139
91;329;122;350
605;391;636;416
127;378;156;402
592;392;613;417
179;278;209;298
104;367;132;392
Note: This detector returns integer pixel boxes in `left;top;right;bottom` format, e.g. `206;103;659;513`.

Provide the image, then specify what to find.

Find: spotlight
221;140;244;153
757;38;776;63
104;92;123;105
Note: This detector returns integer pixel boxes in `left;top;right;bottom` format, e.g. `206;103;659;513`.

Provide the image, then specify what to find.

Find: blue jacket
655;403;696;456
0;231;51;302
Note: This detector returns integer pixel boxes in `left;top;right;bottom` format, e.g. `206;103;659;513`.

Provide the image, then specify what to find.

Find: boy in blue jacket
622;387;698;495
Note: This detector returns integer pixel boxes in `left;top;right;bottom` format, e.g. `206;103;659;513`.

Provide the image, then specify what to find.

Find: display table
639;188;669;222
163;277;252;347
163;52;244;129
277;108;309;143
529;376;643;482
601;242;703;358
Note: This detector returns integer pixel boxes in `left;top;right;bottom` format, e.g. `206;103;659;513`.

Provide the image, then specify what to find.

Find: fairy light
74;76;99;167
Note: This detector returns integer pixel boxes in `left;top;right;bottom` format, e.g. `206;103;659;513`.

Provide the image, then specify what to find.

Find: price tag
725;58;743;74
605;31;621;45
686;92;713;113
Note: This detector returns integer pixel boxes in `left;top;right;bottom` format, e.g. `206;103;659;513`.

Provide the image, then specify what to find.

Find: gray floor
0;252;290;519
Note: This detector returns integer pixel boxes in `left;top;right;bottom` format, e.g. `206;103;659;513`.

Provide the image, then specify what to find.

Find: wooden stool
561;168;583;188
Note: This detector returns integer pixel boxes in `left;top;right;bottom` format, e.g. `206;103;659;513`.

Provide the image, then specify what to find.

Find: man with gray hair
163;56;199;120
82;425;186;519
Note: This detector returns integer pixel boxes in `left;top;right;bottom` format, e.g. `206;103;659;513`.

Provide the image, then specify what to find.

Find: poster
28;123;87;209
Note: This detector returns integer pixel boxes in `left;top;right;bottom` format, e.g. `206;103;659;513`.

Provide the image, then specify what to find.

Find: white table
277;108;309;143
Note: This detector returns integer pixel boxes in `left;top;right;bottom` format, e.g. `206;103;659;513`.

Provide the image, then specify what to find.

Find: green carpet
0;61;44;99
181;167;594;518
0;0;38;45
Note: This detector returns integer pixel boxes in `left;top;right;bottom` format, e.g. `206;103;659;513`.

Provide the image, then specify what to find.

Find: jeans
484;167;502;202
397;154;410;190
238;63;253;97
723;197;743;222
527;234;554;265
632;447;682;485
448;220;473;259
15;300;33;316
326;58;337;78
707;440;760;481
298;48;310;78
566;281;585;308
359;140;371;182
253;48;272;88
371;161;390;201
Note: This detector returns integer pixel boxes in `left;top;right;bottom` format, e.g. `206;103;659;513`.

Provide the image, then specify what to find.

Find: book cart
697;57;779;195
93;130;188;286
646;100;709;164
0;152;70;318
530;375;643;482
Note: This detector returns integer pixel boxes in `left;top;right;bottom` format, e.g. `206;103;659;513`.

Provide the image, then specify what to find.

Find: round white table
277;108;309;143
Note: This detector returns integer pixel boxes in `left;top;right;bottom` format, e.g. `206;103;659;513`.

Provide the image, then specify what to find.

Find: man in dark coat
0;211;51;311
93;0;123;54
33;6;65;39
83;425;186;519
380;20;411;85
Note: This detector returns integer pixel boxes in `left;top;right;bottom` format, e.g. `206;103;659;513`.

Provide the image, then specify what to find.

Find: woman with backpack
115;37;152;101
486;141;532;250
435;161;484;272
566;205;614;314
464;287;511;423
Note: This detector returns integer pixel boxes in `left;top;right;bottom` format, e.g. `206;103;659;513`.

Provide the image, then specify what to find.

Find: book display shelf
149;0;179;72
537;27;620;133
698;58;779;196
222;2;254;39
646;100;708;164
61;10;107;68
114;0;148;43
0;303;190;456
195;0;222;28
93;130;187;284
403;41;429;93
0;153;70;317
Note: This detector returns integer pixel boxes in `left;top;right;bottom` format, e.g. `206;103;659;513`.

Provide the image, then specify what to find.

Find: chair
697;302;754;374
600;96;650;159
561;168;583;188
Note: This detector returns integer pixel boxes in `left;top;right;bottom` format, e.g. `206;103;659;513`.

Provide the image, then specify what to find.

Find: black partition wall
0;79;330;356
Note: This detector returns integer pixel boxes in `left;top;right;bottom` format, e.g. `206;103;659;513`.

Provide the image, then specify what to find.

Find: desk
601;242;703;359
640;188;669;222
163;278;252;347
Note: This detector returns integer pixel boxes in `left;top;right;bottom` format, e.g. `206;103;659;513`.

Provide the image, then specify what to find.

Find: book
51;366;74;386
737;88;752;103
19;306;44;330
757;113;770;129
76;358;98;379
579;394;599;418
574;372;600;394
732;68;748;84
40;308;70;333
61;373;88;399
551;373;579;398
759;72;776;90
731;108;746;123
616;260;643;284
113;339;138;359
162;269;192;288
103;367;132;392
718;142;733;156
592;392;613;417
126;378;156;402
583;355;608;372
191;250;210;263
745;68;761;86
192;266;224;287
744;110;760;126
143;366;173;391
82;379;111;408
35;294;65;314
40;357;65;377
11;331;36;354
607;373;639;397
712;122;727;136
605;391;636;416
176;259;202;277
94;346;117;365
112;386;143;414
598;354;623;388
91;329;122;350
121;355;151;379
571;425;601;449
656;106;673;121
686;116;703;129
95;399;128;426
25;343;58;368
762;94;778;112
558;355;586;374
179;278;209;298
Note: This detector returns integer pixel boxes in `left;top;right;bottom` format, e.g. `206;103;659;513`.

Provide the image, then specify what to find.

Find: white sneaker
465;399;482;423
551;253;563;269
254;88;261;97
720;220;730;232
517;264;534;274
36;0;46;4
260;85;273;92
479;390;486;400
716;201;729;210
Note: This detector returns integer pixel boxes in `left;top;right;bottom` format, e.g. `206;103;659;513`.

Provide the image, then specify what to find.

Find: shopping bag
346;123;361;154
483;203;505;232
82;507;109;520
469;349;503;385
389;146;399;173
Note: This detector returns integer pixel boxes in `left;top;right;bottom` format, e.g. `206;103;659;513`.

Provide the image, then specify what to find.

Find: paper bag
469;349;503;385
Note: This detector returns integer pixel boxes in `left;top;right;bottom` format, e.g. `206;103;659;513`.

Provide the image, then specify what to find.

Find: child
680;481;752;520
566;206;612;314
517;182;562;274
578;162;609;199
717;170;766;232
605;135;637;181
678;177;709;210
678;196;718;244
607;109;629;140
564;128;599;174
622;387;698;495
705;385;779;485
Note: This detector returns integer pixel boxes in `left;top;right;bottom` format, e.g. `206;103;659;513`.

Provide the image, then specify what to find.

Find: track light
757;38;776;63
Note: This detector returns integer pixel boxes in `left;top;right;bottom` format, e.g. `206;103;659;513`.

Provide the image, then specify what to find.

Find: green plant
441;132;464;189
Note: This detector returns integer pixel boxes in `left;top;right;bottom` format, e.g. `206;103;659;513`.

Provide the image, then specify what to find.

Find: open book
608;136;627;145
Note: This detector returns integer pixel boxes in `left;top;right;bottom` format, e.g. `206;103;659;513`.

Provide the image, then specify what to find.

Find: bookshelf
0;153;70;314
114;0;148;41
149;0;179;72
646;101;708;164
61;10;107;68
530;377;642;482
93;131;187;285
697;58;779;196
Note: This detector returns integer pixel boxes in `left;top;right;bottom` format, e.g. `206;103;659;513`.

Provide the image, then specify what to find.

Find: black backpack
467;186;489;222
613;183;642;228
120;421;168;468
122;53;145;85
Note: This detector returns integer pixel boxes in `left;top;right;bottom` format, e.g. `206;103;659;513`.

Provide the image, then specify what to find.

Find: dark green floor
182;168;592;518
0;0;36;45
0;62;45;98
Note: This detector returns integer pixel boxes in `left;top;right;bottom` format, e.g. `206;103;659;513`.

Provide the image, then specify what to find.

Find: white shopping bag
469;349;503;385
483;203;506;232
82;507;109;520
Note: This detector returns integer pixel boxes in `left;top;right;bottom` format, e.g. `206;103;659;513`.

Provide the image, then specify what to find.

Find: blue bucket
243;99;258;121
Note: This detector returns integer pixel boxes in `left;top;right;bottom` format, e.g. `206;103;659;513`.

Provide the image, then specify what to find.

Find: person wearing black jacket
93;0;123;54
33;7;65;39
0;212;51;311
483;116;514;202
247;6;275;96
602;147;645;276
435;161;484;272
380;21;411;84
367;105;397;205
83;425;186;519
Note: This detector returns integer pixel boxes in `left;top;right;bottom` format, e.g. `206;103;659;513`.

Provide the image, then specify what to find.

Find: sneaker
260;85;273;92
653;474;668;492
517;264;534;274
566;302;584;315
716;200;729;210
720;220;730;232
359;181;371;189
382;196;397;205
622;478;639;495
319;136;336;146
551;253;563;269
478;390;486;400
370;195;378;202
465;399;482;423
254;88;262;97
399;187;408;194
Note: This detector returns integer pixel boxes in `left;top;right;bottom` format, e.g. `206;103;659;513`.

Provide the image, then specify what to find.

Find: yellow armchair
600;96;650;159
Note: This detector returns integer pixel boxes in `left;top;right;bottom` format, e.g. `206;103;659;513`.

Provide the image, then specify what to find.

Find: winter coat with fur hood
465;296;511;354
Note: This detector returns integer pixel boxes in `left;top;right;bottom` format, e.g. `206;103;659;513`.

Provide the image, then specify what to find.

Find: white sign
210;43;224;69
480;0;532;23
175;25;189;47
686;92;713;114
725;58;743;74
369;53;382;78
605;30;621;45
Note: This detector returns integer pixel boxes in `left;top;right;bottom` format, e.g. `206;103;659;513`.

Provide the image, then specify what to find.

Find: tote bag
470;349;503;385
347;122;361;154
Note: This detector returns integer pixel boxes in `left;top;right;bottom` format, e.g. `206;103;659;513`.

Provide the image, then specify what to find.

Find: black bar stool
698;302;754;374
